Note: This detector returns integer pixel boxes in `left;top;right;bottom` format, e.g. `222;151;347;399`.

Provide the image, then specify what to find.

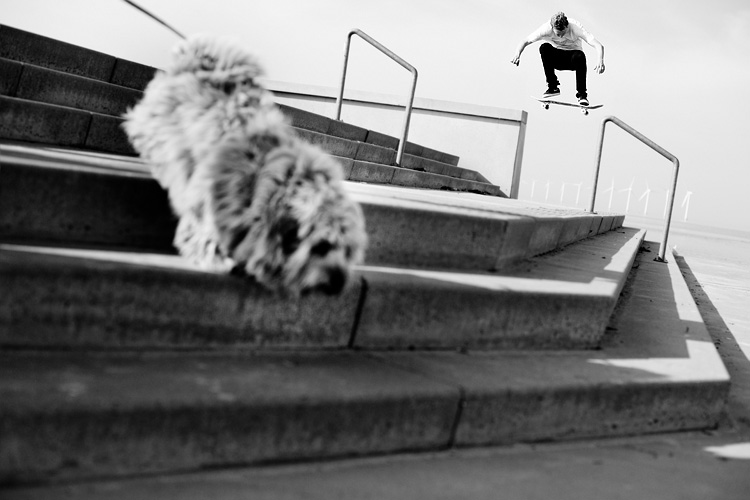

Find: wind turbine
560;182;568;203
572;182;583;206
639;182;652;215
544;180;551;202
681;191;693;221
619;178;635;213
521;179;536;201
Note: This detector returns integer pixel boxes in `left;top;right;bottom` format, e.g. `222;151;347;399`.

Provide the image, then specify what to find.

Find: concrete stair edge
0;142;614;270
0;239;730;484
0;228;642;351
0;24;156;90
0;36;465;170
0;92;480;187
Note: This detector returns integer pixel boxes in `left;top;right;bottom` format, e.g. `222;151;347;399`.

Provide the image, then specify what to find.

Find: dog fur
123;35;366;294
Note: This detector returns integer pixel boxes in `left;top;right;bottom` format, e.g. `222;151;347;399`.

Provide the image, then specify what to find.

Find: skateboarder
511;12;605;106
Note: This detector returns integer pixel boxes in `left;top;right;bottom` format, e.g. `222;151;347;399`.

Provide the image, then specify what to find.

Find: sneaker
543;87;560;98
578;96;589;106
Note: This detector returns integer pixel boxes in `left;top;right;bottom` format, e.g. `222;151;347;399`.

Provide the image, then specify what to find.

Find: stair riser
0;163;528;269
0;230;640;350
0;96;135;154
0;25;155;89
0;58;463;170
0;243;619;350
455;381;728;446
356;278;612;350
0;353;460;485
0;23;465;170
0;58;142;116
0;163;173;252
338;158;502;196
0;248;361;349
281;105;459;167
1;95;494;193
0;351;726;485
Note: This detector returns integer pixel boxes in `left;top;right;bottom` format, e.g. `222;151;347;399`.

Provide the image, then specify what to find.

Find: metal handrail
335;29;418;167
588;116;679;263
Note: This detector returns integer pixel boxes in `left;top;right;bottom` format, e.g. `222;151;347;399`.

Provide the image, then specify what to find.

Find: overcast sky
3;0;749;232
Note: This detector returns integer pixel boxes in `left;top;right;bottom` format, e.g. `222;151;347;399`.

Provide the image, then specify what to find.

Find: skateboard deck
532;96;603;115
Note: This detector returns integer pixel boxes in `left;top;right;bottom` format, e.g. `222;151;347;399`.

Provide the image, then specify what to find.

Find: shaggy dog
123;35;366;294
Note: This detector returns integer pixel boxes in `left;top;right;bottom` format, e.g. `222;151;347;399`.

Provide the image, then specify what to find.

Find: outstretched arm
578;24;605;74
592;40;605;74
511;39;532;66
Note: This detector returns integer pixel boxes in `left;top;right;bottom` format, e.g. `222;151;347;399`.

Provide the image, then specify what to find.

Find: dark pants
539;43;587;98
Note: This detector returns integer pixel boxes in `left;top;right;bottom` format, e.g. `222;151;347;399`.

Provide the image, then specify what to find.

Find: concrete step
295;128;482;184
0;96;135;155
279;104;461;169
0;92;496;193
0;57;143;116
0;228;641;350
0;24;156;90
0;142;618;270
0;241;730;485
0;25;471;178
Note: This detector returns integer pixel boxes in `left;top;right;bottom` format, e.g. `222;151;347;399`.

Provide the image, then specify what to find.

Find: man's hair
551;12;569;30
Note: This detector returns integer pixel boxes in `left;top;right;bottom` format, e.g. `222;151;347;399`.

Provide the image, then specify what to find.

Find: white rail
588;116;679;263
334;29;418;167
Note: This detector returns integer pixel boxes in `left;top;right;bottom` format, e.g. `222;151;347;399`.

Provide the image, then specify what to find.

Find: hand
510;56;520;66
595;61;605;74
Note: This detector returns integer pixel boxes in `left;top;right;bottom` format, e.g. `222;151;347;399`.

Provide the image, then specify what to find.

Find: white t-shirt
527;18;598;51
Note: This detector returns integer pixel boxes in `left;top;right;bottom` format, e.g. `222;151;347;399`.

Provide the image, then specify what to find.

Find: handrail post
334;29;418;167
334;32;354;123
588;117;610;213
587;116;680;263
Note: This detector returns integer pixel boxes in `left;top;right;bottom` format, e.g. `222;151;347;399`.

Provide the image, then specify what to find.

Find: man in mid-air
511;12;605;106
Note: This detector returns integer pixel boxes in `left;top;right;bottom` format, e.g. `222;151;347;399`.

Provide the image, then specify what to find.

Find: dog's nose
318;267;346;295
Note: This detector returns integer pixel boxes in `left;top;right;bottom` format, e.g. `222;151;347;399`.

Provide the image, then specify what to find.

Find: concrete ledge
0;245;361;349
0;351;460;484
0;230;642;351
355;228;643;350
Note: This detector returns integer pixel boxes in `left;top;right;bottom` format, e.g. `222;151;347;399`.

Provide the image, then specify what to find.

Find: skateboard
532;96;603;115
